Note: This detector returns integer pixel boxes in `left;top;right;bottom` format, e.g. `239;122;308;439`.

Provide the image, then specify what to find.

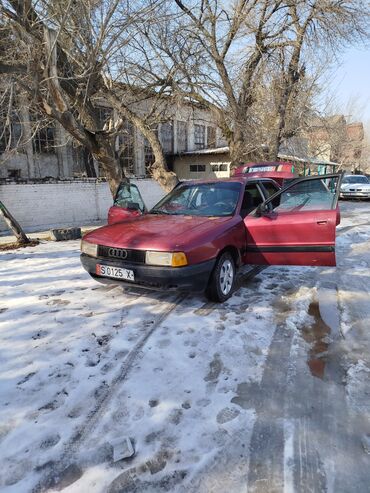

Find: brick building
307;116;364;170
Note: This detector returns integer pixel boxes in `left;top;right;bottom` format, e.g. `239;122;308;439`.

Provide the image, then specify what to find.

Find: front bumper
80;253;216;292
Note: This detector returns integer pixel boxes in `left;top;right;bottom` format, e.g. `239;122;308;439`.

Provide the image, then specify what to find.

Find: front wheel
206;252;236;302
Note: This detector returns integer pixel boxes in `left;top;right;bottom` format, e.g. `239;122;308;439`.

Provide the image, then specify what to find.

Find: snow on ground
335;202;370;426
0;200;370;492
0;240;288;492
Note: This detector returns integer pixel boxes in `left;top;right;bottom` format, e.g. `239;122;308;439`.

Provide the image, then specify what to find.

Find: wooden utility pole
0;201;30;244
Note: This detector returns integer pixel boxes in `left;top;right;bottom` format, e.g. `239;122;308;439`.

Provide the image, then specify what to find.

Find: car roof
180;176;278;186
234;171;296;179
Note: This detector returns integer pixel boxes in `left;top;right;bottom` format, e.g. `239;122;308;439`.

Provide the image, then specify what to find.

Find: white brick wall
0;179;165;234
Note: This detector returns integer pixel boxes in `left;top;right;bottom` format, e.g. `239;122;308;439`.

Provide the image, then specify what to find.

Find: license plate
96;264;134;281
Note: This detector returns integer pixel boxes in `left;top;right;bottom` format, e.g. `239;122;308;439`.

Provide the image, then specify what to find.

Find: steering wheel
214;201;230;208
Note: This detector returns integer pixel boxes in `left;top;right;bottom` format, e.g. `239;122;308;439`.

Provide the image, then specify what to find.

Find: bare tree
0;201;30;244
134;0;369;165
267;1;369;160
1;0;369;190
359;120;370;173
0;0;177;194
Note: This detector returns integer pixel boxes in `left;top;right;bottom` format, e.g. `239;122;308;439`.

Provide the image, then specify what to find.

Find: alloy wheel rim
220;259;234;295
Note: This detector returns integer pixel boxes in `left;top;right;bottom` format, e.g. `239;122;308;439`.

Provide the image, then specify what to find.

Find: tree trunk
228;127;246;170
83;149;97;178
0;202;30;244
147;136;179;192
105;92;178;193
269;35;305;161
268;125;281;161
93;135;125;196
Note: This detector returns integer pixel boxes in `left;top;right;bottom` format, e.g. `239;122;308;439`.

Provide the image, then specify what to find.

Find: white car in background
340;175;370;199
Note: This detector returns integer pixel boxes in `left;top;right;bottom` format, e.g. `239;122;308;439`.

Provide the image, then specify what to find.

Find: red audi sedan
80;174;342;302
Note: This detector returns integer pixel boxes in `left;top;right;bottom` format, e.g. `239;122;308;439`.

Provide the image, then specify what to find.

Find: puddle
302;302;331;379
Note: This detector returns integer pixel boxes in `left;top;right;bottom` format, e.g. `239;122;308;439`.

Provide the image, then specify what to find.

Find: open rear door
243;174;342;266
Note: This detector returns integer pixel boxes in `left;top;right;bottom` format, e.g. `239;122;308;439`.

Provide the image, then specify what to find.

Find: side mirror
256;203;269;217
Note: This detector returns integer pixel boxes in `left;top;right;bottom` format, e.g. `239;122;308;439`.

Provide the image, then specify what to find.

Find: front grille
97;245;146;264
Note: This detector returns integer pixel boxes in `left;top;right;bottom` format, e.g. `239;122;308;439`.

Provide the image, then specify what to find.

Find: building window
32;125;55;154
189;164;206;172
194;124;205;149
118;120;134;174
210;163;228;172
96;106;112;130
0;118;22;153
160;121;174;154
207;127;216;148
177;121;188;153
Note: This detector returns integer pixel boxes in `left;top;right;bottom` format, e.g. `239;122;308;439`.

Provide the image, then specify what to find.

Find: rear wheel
206;252;236;302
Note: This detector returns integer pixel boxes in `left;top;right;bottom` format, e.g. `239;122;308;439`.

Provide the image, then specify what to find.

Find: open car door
243;174;343;266
108;182;146;225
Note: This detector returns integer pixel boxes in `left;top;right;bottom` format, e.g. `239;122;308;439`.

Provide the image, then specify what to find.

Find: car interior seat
240;190;254;217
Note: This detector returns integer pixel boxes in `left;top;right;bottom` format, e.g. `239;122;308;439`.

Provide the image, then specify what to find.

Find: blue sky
332;46;370;123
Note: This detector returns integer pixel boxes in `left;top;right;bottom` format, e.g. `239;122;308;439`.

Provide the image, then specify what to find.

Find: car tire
206;252;236;302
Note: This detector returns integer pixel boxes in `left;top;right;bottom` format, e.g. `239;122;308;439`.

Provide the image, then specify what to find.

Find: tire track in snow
246;317;293;492
34;266;267;491
246;266;358;493
34;292;187;492
70;293;187;448
246;281;330;492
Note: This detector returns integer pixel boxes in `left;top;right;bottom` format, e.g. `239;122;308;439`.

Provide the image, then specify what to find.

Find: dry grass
0;240;40;251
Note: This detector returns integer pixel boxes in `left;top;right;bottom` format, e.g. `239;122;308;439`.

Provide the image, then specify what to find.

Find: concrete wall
0;152;30;179
0;150;64;179
0;179;165;234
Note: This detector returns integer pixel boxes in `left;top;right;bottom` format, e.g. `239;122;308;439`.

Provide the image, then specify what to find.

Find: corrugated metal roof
180;146;230;155
178;145;339;166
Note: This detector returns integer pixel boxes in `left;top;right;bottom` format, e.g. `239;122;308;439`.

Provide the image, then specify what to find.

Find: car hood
341;182;370;190
84;214;231;250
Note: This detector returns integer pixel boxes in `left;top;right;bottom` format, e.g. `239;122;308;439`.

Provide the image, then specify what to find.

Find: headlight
145;251;188;267
81;240;98;257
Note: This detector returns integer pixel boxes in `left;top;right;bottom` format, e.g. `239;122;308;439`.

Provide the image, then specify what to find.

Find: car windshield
342;176;369;184
150;182;242;217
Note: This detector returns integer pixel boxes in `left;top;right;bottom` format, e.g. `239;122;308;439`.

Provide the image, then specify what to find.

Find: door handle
317;220;327;225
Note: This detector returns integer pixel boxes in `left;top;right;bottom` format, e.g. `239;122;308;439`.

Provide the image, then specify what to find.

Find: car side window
241;184;264;217
114;183;145;212
261;181;279;199
272;177;339;212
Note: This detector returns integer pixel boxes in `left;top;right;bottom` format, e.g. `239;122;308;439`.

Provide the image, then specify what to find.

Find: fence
0;178;165;234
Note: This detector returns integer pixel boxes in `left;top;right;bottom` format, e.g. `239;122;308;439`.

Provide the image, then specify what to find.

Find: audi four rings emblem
108;248;128;259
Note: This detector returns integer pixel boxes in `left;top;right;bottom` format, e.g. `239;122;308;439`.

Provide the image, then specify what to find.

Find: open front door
108;182;146;225
243;174;342;266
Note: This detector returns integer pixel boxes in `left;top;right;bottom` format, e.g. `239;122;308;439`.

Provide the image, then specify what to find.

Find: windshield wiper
150;209;173;215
